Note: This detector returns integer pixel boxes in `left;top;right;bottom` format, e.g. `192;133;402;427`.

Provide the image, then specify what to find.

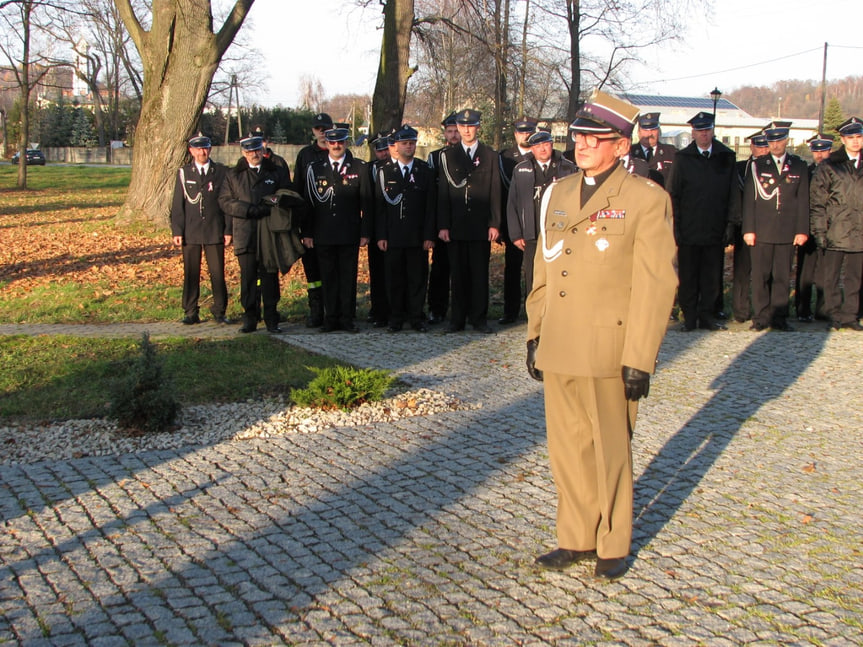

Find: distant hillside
727;76;863;120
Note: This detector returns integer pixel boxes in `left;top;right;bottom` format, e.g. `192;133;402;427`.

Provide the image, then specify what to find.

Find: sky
244;0;862;109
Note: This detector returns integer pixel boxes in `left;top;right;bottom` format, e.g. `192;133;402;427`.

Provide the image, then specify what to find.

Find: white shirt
463;143;478;159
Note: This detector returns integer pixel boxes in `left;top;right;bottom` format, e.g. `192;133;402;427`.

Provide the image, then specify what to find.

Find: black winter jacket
809;147;863;252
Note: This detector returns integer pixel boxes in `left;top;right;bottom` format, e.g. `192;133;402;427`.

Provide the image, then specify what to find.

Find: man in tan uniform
526;90;677;580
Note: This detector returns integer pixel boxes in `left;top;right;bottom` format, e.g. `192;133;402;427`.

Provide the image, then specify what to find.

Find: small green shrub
108;332;179;433
291;365;394;410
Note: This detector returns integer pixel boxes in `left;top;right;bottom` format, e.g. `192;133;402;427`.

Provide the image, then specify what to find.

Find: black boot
306;287;324;328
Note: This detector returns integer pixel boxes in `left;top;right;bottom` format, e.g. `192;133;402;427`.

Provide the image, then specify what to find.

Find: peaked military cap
513;117;538;133
441;111;458;127
637;112;661;130
687;112;715;130
312;113;334;128
838;117;863;136
188;134;211;148
765;124;791;142
370;131;391;151
324;127;350;142
455;109;481;125
528;130;553;146
240;136;263;151
334;122;350;130
807;133;834;152
570;90;639;138
746;130;769;148
251;126;268;140
392;125;418;142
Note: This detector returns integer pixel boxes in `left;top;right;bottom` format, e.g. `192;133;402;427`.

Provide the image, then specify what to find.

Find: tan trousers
543;372;636;559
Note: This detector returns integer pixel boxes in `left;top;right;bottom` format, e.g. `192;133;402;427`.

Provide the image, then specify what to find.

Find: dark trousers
502;239;524;317
677;243;723;328
317;244;359;328
237;252;279;328
523;239;538;298
181;243;227;318
795;239;823;318
427;236;450;317
367;242;389;323
750;243;793;327
731;228;751;321
448;239;490;328
300;245;322;289
385;246;429;326
821;250;863;325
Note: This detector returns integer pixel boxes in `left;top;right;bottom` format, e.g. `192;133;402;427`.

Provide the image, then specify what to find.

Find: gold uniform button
565;248;572;255
559;291;566;297
561;270;568;277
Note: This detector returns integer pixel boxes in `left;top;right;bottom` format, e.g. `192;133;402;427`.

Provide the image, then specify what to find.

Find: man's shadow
631;331;827;554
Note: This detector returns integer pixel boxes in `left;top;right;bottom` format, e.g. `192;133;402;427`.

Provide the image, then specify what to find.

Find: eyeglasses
573;133;621;148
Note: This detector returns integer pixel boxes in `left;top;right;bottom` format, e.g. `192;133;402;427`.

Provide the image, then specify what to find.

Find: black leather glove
622;366;650;401
815;235;827;250
247;204;267;219
526;338;543;381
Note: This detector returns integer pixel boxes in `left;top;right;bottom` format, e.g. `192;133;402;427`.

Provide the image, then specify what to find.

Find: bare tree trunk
565;0;580;149
371;0;415;155
517;0;529;118
16;1;31;188
113;0;253;227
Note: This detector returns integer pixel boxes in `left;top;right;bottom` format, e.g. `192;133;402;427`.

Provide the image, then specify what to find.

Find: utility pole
223;75;242;144
818;42;828;132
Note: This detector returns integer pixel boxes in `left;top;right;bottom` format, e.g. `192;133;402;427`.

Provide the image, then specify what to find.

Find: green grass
0;163;132;190
0;334;342;422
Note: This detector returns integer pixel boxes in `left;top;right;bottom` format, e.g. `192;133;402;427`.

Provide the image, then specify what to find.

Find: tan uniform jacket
526;164;677;377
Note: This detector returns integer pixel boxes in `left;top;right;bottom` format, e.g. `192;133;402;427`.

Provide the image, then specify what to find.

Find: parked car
11;149;46;165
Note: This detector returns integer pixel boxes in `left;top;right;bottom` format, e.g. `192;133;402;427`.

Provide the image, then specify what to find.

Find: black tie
403;165;410;180
332;161;339;175
645;148;653;162
702;151;710;159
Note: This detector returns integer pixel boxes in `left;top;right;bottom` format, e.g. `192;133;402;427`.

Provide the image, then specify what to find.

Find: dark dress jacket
506;151;577;242
218;157;292;255
437;142;502;240
171;162;228;245
669;139;741;245
631;141;677;186
741;154;809;244
301;155;372;245
810;147;863;252
374;159;437;247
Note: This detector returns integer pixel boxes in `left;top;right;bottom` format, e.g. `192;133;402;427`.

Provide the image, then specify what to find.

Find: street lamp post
710;87;722;119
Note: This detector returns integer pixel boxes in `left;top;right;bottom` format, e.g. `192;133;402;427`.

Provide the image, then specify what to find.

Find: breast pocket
586;218;626;265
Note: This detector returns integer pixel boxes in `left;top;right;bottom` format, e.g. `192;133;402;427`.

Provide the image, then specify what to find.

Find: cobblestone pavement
1;321;862;645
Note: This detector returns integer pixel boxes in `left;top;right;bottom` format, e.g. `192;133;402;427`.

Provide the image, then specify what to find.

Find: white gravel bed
0;388;478;466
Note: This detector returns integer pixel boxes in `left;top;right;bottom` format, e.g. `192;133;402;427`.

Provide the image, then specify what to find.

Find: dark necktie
403;165;410;180
332;161;339;175
645;148;653;162
702;151;710;159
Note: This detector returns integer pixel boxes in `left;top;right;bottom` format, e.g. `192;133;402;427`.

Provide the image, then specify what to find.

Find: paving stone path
1;321;862;645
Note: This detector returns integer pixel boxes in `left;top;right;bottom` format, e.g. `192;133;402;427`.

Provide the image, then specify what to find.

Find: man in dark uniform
300;127;372;333
366;131;393;328
810;116;863;331
170;134;231;325
669;111;740;331
795;133;834;322
292;113;333;328
498;117;537;324
506;129;577;297
630;112;677;187
741;123;809;331
251;126;289;169
527;90;677;580
437;108;501;333
219;136;292;334
374;125;437;333
732;130;770;323
425;112;460;324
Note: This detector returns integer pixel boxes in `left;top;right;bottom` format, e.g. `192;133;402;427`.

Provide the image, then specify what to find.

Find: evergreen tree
823;97;845;137
70;107;97;147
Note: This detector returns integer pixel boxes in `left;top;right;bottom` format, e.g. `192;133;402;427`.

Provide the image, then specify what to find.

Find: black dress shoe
842;321;863;331
213;316;233;325
771;322;794;332
238;324;256;334
374;320;389;328
678;323;695;332
734;316;749;323
749;322;767;331
714;310;728;320
427;313;445;325
797;314;814;323
827;321;841;331
473;324;493;334
446;325;464;333
343;323;360;333
320;323;337;333
535;548;596;571
411;322;428;333
182;314;200;325
594;557;628;580
387;324;402;333
699;321;727;331
266;325;283;334
498;314;517;325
